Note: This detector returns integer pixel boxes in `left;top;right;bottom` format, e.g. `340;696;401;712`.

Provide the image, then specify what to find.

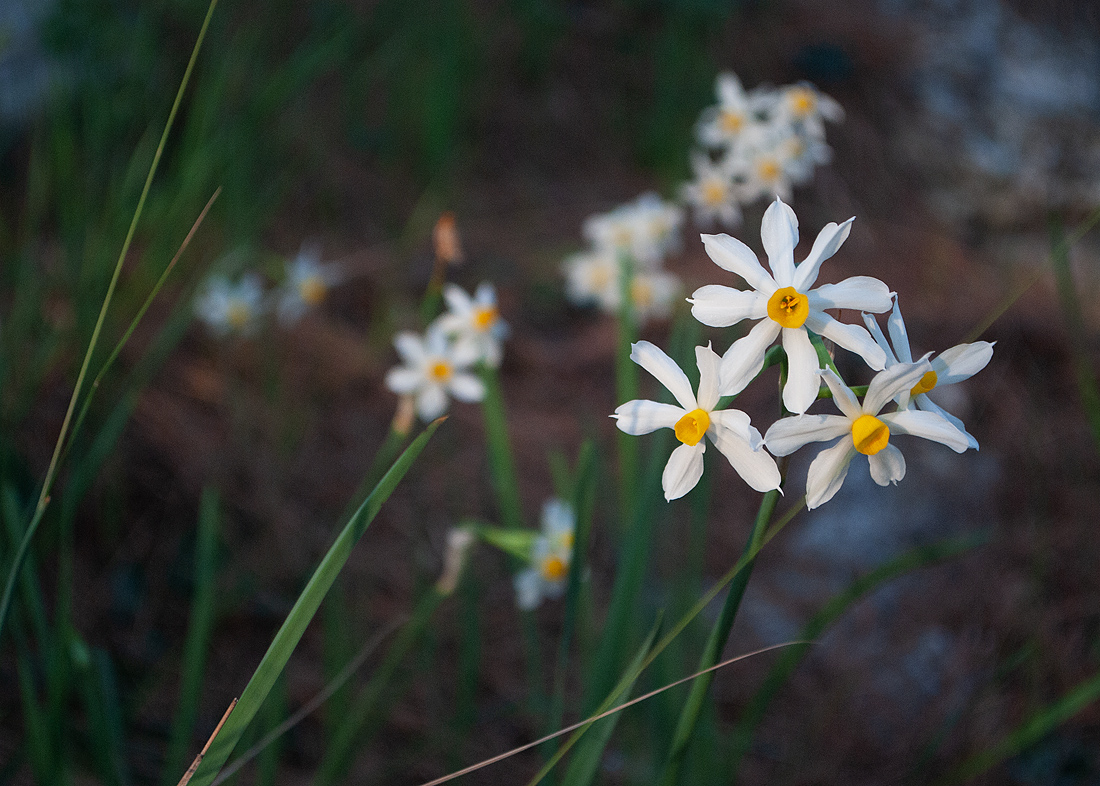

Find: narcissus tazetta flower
436;282;509;369
384;326;484;422
764;364;971;509
863;301;994;450
514;499;576;610
194;273;265;337
689;197;893;414
613;341;781;500
277;244;344;325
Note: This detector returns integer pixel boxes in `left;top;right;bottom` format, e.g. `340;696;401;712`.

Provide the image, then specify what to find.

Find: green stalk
614;253;640;532
0;0;220;644
182;419;443;786
479;365;524;531
658;487;780;786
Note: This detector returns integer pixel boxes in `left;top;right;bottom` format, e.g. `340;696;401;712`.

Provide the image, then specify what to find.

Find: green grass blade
480;365;524;531
163;488;222;785
534;616;663;786
183;418;444;786
314;585;448;785
0;0;220;645
659;487;780;786
728;533;983;777
1049;213;1100;452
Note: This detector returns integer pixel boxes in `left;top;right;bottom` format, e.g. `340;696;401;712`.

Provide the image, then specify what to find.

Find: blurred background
1;0;1099;783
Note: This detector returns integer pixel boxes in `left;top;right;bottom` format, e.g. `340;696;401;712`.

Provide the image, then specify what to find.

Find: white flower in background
774;129;834;187
695;72;770;152
688;197;893;414
514;499;576;610
583;192;683;268
764;364;971;509
863;301;995;450
384;326;485;421
680;151;743;229
277;243;343;325
613;341;781;500
774;82;844;140
194;273;264;337
738;145;797;203
435;282;509;368
630;269;683;323
563;247;620;310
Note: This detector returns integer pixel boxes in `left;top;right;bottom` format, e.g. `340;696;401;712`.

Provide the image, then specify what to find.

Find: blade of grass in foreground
182;418;444;786
0;0;220;644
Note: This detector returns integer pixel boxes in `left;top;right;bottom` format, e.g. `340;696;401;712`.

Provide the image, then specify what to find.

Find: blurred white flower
629;269;682;323
774;82;844;140
680;151;743;229
765;364;971;509
194;273;264;337
384;326;485;421
695;72;770;153
277;244;344;325
863;301;995;450
514;499;576;610
563;247;620;310
614;341;781;500
583;192;683;268
435;282;509;368
688;197;892;414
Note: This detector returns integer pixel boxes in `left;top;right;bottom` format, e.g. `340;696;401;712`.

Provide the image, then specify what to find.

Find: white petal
932;342;995;385
695;343;722;412
719;319;782;395
883;408;971;453
862;311;897;363
442;284;472;314
709;427;782;492
475;282;496;305
864;361;931;415
805;439;856;509
809;276;893;313
416;385;449;421
662;442;706;501
514;569;542;610
915;394;979;450
761;198;799;287
709;408;754;444
887;300;914;363
781;327;822;414
765;413;851;456
868;443;906;486
384;367;421;395
614;400;684;435
630;340;697;410
394;332;425;363
701;233;775;293
688;285;767;327
793;217;854;291
449;373;486;403
820;367;863;420
805;312;887;371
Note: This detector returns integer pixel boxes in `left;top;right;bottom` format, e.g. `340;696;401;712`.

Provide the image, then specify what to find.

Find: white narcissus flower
629;269;682;323
384;326;485;422
695;72;770;152
514;499;576;610
563;247;620;310
194;273;265;337
774;82;844;140
583;193;683;269
764;364;971;509
277;243;344;325
680;151;743;229
688;197;893;414
863;301;994;450
613;341;781;500
435;282;510;368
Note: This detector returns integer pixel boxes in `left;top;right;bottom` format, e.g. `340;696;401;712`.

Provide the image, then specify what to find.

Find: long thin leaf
183;418;444;786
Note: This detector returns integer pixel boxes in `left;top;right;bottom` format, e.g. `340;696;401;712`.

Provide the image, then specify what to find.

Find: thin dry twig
176;698;237;786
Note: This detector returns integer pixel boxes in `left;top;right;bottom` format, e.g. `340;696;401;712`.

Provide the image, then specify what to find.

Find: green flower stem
479;366;524;532
658;486;781;786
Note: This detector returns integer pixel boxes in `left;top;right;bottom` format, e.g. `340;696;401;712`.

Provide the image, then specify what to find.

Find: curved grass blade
182;418;444;786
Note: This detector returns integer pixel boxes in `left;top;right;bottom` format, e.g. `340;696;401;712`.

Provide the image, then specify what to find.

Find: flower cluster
682;74;842;227
384;282;509;422
563;193;685;323
615;197;994;508
563;72;842;325
194;244;348;336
